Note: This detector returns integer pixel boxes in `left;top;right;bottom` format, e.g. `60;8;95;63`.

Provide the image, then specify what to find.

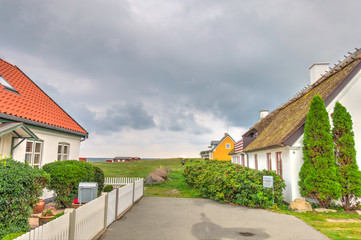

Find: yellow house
209;133;235;161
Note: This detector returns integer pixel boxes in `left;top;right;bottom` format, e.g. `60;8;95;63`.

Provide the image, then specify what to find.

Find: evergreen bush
332;102;361;210
0;157;49;239
298;95;341;207
183;160;285;208
43;160;95;207
93;166;105;196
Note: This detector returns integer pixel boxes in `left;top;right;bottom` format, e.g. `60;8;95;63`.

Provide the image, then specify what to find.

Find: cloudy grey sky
1;0;361;158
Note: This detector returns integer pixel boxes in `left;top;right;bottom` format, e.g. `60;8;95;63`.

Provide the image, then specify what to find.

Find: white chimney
260;110;269;120
309;62;329;85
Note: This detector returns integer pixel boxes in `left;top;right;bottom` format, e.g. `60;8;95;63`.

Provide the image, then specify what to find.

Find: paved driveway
100;197;328;240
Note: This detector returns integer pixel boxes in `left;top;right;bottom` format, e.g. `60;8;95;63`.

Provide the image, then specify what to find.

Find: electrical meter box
78;182;98;204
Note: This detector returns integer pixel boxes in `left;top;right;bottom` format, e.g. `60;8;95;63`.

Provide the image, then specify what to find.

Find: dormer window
0;74;18;93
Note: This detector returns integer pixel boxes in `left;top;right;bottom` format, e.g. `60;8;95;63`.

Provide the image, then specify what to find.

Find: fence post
68;209;76;240
132;181;135;204
141;179;144;196
115;188;119;219
103;193;109;229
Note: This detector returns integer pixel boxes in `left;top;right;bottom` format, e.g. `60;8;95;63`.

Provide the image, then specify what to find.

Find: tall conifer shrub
298;95;341;207
332;102;361;210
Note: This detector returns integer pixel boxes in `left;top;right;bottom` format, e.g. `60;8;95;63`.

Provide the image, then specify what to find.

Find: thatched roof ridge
243;48;361;152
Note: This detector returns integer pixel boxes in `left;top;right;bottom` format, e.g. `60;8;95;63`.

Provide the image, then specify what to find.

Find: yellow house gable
210;134;235;161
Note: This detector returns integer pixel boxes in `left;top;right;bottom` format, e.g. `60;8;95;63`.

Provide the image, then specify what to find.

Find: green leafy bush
183;160;285;208
0;157;49;239
51;212;64;221
94;166;105;195
1;232;26;240
43;160;95;207
103;185;114;192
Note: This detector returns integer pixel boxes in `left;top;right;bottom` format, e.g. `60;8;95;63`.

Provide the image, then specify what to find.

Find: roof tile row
0;58;87;135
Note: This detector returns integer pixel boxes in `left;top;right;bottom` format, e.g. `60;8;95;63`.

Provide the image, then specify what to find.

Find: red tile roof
0;58;88;136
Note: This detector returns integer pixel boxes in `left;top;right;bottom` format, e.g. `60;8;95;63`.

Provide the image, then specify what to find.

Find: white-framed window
25;140;42;168
254;154;258;170
276;152;282;177
58;143;70;161
225;143;231;149
267;153;272;170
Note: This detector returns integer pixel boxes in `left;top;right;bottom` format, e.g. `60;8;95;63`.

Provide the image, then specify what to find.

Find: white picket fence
15;178;144;240
104;177;141;187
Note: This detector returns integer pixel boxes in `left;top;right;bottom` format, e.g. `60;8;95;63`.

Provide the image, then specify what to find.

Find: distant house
230;48;361;203
0;58;88;168
207;133;235;161
113;157;140;162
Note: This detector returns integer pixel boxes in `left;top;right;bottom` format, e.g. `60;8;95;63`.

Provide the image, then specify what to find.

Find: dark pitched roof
243;48;361;152
0;58;88;136
229;139;244;155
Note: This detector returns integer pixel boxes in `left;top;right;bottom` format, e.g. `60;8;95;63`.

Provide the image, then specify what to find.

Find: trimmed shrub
0;157;49;239
299;95;341;208
43;160;95;207
183;160;285;208
332;102;361;210
103;185;114;192
94;166;105;196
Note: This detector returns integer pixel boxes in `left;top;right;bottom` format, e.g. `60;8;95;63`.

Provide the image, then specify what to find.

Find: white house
231;48;361;203
0;57;88;168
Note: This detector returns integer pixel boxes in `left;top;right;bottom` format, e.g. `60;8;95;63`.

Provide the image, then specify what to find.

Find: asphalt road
100;197;329;240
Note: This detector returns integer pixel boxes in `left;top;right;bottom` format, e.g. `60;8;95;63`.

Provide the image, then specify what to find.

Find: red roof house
0;57;88;168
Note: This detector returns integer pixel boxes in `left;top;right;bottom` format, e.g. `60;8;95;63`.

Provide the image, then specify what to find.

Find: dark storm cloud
1;0;361;134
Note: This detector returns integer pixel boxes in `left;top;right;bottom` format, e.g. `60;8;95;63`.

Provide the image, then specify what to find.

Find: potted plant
39;206;56;225
33;199;45;214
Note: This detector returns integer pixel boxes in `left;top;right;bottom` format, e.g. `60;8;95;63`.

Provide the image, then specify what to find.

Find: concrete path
100;197;328;240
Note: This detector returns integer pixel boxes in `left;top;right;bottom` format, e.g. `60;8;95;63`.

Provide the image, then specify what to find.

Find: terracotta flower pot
33;199;45;214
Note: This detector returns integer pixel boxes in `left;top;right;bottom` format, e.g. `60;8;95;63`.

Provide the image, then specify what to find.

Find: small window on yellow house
225;143;231;149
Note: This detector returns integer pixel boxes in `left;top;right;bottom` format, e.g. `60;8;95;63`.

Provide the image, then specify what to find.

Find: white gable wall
326;68;361;167
12;127;82;167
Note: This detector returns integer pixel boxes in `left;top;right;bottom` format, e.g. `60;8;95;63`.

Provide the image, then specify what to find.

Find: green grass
272;208;361;239
90;158;202;198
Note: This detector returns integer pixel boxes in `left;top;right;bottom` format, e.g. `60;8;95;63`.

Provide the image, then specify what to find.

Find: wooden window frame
58;142;70;161
276;152;282;177
254;154;258;170
25;140;43;168
267;153;272;170
241;154;245;166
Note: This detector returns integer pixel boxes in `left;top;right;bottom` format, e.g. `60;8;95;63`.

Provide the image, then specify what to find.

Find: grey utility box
78;182;98;205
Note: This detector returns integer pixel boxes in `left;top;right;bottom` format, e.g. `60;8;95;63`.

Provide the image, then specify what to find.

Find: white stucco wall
246;148;298;203
11;127;82;167
326;68;361;167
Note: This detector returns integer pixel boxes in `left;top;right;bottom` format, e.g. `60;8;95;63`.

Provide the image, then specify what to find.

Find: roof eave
0;113;88;138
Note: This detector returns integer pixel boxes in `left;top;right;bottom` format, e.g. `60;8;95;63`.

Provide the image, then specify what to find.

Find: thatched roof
243;48;361;152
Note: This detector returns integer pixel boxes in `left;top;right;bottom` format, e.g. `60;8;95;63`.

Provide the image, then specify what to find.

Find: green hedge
43;160;96;207
0;158;49;239
94;166;105;195
183;160;286;208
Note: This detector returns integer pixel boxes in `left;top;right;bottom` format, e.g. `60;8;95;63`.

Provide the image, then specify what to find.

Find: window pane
63;154;68;160
25;153;32;162
57;154;62;161
34;154;40;164
63;145;68;154
35;142;41;153
58;145;62;154
26;142;33;153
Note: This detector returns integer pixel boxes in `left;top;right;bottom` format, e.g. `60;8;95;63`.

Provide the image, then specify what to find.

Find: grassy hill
90;158;202;198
